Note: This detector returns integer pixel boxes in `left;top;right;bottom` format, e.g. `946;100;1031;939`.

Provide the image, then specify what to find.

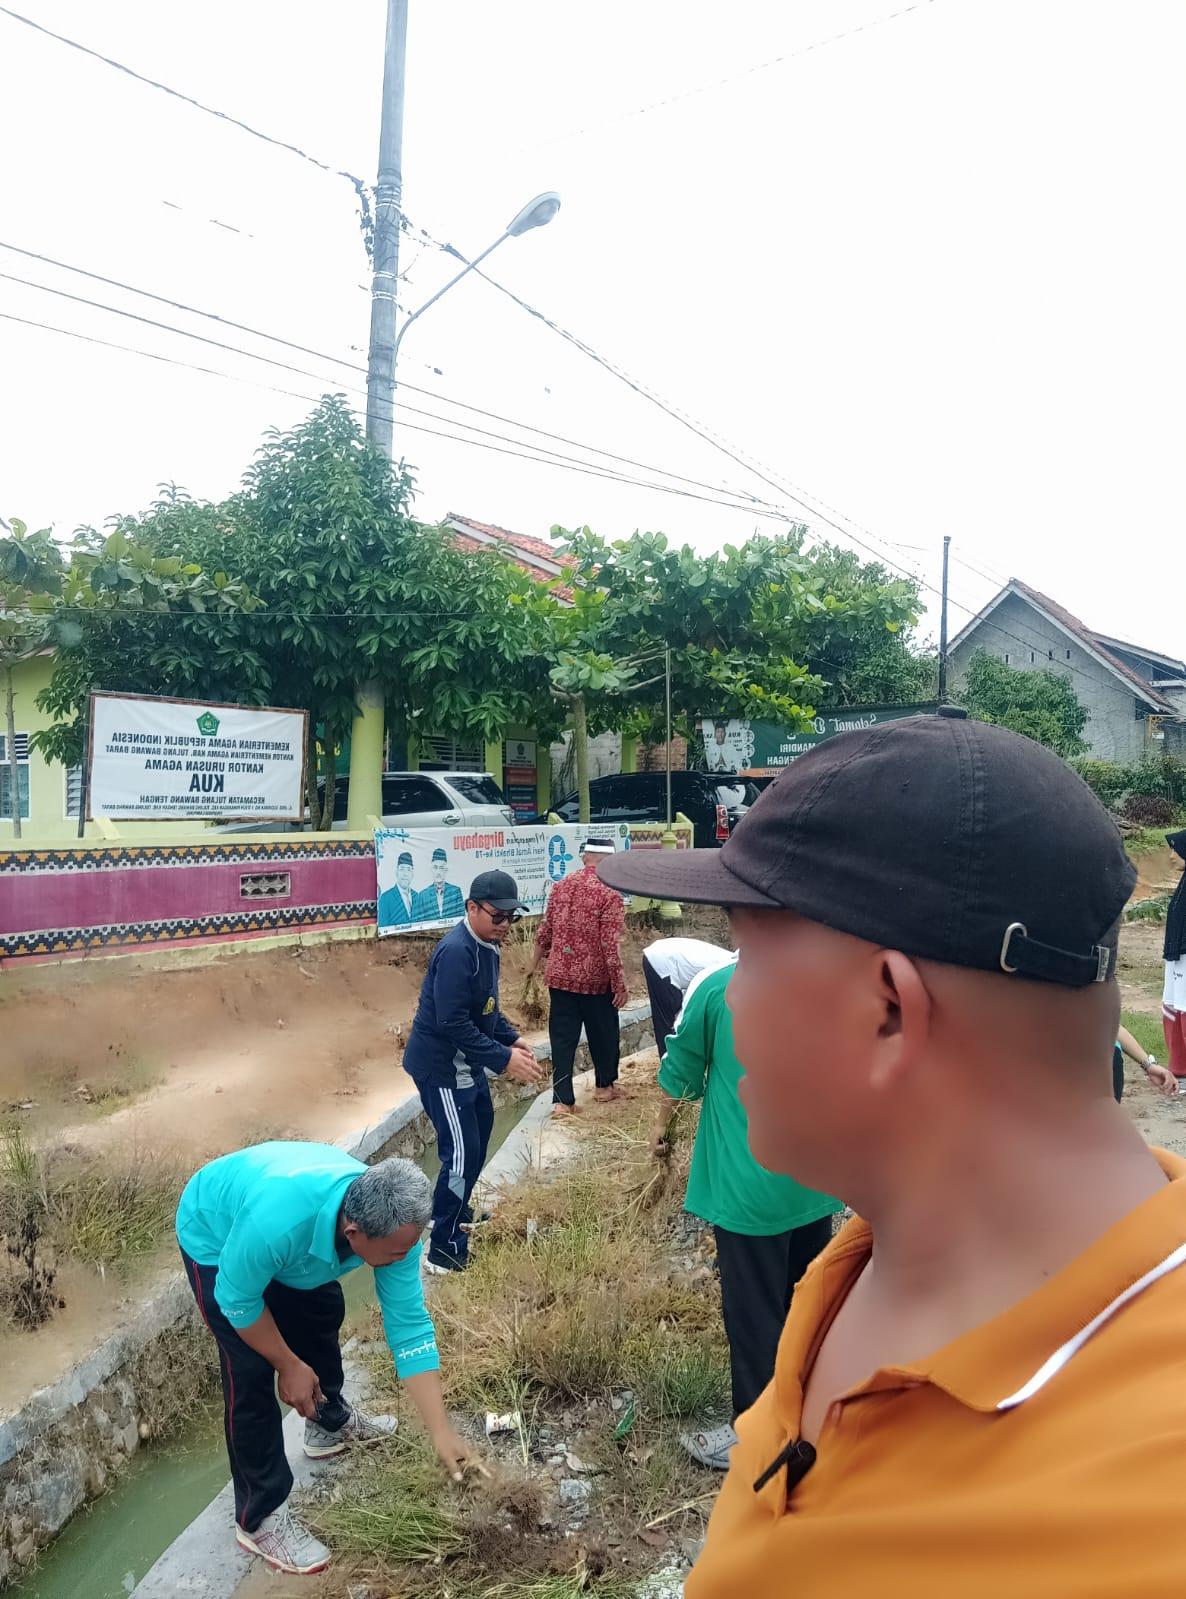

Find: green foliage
1073;756;1186;819
959;650;1089;757
1125;895;1170;923
28;508;260;770
31;400;555;808
544;524;924;744
785;541;937;704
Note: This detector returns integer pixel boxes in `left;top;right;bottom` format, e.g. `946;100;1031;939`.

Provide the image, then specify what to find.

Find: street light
391;191;561;365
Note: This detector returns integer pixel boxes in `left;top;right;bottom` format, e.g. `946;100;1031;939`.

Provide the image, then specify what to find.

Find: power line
0;305;795;523
7;266;1150;708
0;309;322;404
14;259;1130;700
416;229;1105;702
951;550;1012;590
3;270;1149;707
0;5;368;197
0;267;363;388
0;241;370;376
524;0;943;152
422;230;942;571
387;416;795;519
0;241;789;510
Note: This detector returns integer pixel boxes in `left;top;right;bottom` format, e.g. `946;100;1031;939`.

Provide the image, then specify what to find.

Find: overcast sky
1;0;1183;660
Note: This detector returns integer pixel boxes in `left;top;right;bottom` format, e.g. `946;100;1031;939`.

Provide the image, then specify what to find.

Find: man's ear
869;949;931;1090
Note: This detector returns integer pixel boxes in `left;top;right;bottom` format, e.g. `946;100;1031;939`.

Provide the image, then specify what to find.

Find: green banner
700;705;937;774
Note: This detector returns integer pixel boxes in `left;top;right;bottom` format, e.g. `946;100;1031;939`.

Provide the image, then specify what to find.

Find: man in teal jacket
650;956;843;1470
176;1142;473;1577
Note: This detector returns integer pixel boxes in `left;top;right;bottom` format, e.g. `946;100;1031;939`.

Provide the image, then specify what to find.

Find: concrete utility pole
937;533;952;703
348;0;408;831
364;0;407;454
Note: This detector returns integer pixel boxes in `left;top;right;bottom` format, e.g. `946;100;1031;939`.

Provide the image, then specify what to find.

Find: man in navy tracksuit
404;870;542;1272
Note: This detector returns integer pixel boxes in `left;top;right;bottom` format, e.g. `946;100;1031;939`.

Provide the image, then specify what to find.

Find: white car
327;771;516;830
210;772;516;834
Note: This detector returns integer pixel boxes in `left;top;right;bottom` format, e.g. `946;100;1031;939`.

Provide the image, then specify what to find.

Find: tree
959;650;1089;757
34;399;553;828
789;541;937;705
0;519;64;837
33;519;261;775
520;525;923;819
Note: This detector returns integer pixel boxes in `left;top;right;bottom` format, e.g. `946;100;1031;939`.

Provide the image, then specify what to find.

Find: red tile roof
1008;579;1176;712
445;512;576;603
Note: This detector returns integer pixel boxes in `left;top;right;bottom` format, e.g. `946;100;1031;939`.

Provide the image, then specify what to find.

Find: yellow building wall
2;655;222;846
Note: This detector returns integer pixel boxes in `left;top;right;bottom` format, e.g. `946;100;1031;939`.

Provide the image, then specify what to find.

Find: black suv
543;771;761;849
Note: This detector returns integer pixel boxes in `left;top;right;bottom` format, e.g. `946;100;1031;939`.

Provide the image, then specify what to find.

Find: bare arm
1117;1026;1178;1096
650;1087;681;1158
1117;1025;1147;1063
235;1309;324;1418
404;1370;479;1481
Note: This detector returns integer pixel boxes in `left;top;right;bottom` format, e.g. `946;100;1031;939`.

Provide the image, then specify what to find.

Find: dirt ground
0;909;726;1411
1129;845;1181;904
1;888;1178;1417
0;908;726;1165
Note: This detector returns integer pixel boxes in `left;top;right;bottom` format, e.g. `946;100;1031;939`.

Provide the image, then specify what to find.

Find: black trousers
548;988;620;1103
642;956;685;1059
420;1081;495;1264
714;1216;834;1420
181;1249;350;1532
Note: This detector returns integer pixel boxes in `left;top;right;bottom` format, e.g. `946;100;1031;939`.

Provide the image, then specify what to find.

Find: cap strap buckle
1000;921;1113;986
999;922;1026;974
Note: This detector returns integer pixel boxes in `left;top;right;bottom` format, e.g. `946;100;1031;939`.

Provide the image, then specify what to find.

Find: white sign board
87;693;308;821
375;822;632;935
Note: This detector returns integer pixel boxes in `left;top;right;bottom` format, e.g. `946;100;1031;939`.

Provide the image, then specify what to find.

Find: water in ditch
11;1096;533;1599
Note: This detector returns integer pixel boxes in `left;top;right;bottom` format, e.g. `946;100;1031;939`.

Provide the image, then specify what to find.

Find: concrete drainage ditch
3;1005;655;1597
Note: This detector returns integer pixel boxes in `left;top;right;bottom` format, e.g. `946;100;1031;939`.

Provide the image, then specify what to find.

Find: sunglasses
477;903;523;926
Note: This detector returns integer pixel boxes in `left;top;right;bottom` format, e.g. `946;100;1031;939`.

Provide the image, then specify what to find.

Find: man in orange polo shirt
600;709;1186;1598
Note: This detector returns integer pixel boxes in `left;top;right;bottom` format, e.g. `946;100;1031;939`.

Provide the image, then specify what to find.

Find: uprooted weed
321;1085;726;1594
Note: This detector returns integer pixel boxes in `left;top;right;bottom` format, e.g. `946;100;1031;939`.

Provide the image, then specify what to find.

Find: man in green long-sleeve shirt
650;951;842;1470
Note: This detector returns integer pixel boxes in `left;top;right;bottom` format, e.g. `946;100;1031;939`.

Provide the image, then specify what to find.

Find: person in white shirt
643;936;735;1057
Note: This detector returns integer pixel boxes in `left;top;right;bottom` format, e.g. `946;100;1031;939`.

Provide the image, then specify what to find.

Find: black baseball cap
468;869;528;912
598;710;1137;988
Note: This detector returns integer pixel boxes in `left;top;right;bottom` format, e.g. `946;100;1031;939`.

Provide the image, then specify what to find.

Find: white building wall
948;592;1149;763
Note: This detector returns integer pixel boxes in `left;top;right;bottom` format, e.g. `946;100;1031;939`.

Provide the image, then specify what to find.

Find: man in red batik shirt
533;838;628;1117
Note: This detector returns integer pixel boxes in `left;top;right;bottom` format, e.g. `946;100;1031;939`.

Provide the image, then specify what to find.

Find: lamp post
346;189;561;833
390;192;561;377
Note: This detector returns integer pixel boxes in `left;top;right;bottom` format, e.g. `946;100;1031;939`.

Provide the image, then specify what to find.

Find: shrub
961;652;1089;757
0;1124;62;1329
1123;793;1179;827
1073;760;1131;810
1073;755;1186;818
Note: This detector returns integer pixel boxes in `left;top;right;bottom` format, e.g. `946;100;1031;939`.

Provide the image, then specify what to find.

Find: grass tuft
311;1433;467;1564
317;1087;724;1595
1121;1011;1168;1062
48;1152;180;1269
0;1124;183;1325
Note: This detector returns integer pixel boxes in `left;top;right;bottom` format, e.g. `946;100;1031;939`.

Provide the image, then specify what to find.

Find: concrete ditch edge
0;1005;653;1590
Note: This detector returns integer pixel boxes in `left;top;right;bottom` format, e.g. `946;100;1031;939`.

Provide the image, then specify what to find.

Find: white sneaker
303;1404;398;1459
680;1423;739;1471
236;1501;330;1574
